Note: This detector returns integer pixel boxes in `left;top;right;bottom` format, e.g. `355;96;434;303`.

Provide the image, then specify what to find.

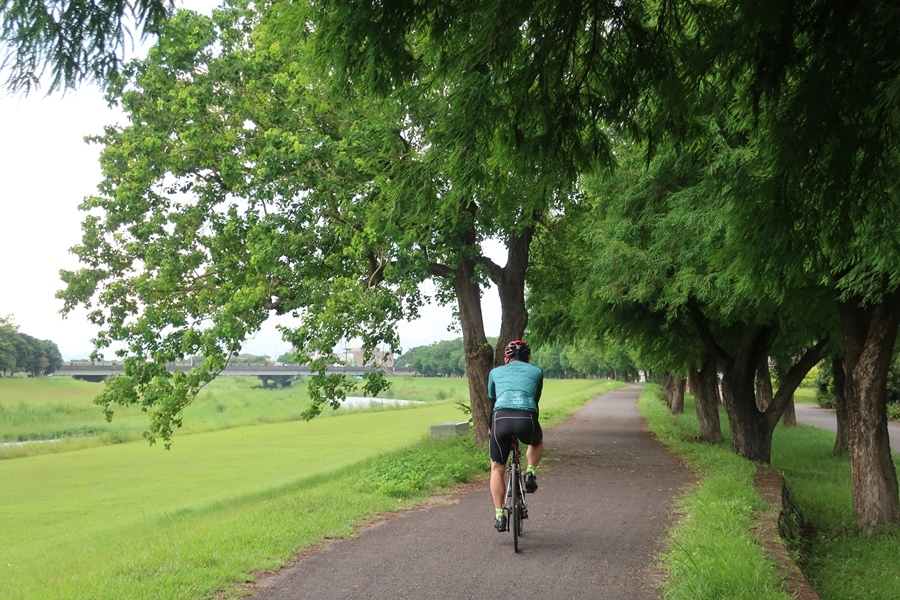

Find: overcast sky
0;13;501;361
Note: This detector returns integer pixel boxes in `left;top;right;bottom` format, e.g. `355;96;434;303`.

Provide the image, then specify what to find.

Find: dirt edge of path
754;466;820;600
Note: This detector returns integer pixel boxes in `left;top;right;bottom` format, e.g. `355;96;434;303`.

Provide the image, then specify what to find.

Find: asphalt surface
793;402;900;450
244;385;693;600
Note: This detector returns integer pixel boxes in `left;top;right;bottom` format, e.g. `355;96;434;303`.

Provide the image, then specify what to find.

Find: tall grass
642;384;900;600
1;377;616;599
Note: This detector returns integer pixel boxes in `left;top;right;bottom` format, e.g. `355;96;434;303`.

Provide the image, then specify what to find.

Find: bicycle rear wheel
511;460;521;552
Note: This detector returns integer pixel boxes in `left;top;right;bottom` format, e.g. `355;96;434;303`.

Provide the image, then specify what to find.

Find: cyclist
487;339;544;532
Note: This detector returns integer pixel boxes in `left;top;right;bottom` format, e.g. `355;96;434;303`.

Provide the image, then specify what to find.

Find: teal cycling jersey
487;360;543;414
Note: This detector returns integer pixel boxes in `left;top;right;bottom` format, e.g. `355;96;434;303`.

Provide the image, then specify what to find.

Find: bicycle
502;435;529;552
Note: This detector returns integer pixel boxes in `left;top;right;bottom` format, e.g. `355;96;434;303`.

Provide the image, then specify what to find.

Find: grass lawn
1;376;619;599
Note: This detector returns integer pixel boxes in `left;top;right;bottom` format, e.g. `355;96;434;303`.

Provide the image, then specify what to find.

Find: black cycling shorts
489;408;543;465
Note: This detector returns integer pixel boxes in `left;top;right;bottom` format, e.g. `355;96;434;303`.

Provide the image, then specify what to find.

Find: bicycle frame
503;436;528;552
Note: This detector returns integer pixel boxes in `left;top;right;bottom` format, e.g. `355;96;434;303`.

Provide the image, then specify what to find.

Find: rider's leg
524;440;543;493
526;440;544;470
490;460;506;509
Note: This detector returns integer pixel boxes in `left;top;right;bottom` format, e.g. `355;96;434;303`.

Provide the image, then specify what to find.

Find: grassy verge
640;385;900;600
638;386;790;600
793;387;816;405
1;378;616;599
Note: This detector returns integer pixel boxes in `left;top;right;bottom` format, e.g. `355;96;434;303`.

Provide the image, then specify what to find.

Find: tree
57;1;552;445
661;373;686;414
531;345;565;379
309;0;900;527
0;0;174;93
563;341;612;379
276;352;300;365
687;354;722;444
26;337;63;375
0;317;19;376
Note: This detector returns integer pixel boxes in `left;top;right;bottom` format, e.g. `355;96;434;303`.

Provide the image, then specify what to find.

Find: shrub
887;403;900;422
815;361;835;408
887;351;900;404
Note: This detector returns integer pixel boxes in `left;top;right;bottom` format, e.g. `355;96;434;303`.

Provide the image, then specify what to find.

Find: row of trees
395;338;639;380
520;0;900;531
396;340;468;378
531;343;639;382
0;317;63;377
4;0;899;530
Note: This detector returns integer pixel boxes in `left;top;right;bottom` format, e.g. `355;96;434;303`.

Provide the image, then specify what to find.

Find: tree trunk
772;362;798;427
453;250;494;445
756;361;773;412
672;376;685;413
781;396;797;427
468;226;532;444
721;368;775;463
482;227;533;366
662;372;685;414
832;355;848;457
840;294;900;531
693;312;822;463
694;322;775;463
688;355;722;444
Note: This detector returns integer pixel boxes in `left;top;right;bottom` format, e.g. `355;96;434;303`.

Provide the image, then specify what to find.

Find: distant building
339;347;395;369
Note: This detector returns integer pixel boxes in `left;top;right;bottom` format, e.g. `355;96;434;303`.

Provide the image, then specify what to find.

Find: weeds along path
245;385;693;600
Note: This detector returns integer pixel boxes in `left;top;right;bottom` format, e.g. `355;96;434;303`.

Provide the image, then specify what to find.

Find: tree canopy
56;0;553;445
0;0;174;93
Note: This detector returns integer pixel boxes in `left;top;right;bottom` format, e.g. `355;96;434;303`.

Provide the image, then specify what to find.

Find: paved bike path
243;386;693;600
793;402;900;451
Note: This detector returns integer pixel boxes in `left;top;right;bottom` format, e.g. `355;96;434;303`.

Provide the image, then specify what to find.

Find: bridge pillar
258;375;294;389
72;375;111;383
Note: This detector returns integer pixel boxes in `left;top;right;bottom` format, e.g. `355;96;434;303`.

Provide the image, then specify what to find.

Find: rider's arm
487;371;497;410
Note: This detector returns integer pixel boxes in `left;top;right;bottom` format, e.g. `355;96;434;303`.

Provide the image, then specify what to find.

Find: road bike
502;436;529;553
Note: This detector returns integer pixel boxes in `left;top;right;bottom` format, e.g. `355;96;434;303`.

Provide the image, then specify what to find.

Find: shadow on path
242;385;693;600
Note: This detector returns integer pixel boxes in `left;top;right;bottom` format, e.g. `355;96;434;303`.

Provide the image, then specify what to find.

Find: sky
0;10;502;361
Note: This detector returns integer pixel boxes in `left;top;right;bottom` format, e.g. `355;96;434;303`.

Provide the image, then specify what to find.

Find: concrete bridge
55;362;394;388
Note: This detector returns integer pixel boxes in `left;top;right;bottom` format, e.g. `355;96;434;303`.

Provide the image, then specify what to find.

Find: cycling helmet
504;339;531;362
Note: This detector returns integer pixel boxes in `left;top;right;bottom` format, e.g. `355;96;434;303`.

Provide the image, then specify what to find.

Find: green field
0;375;472;457
0;375;619;599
